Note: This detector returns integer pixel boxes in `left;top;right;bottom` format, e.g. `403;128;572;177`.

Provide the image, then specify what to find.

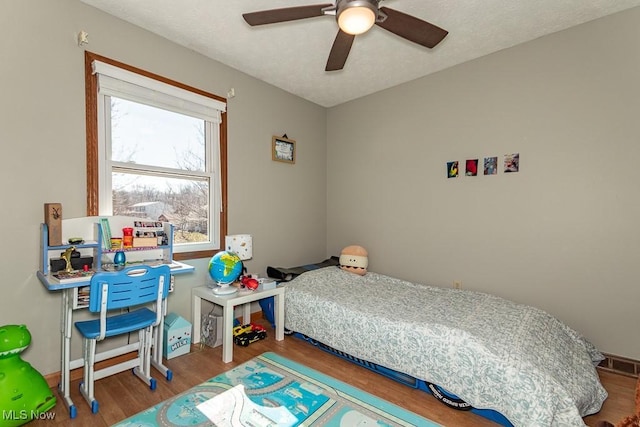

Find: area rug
112;351;441;426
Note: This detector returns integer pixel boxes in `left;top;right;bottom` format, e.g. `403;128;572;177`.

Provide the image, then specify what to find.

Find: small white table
192;285;285;362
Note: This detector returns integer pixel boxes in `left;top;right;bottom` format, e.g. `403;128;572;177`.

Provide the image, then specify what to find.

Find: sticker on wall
447;161;459;178
484;157;498;175
504;153;520;173
465;159;478;176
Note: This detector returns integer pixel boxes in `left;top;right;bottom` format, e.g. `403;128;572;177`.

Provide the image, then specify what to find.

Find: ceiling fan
242;0;448;71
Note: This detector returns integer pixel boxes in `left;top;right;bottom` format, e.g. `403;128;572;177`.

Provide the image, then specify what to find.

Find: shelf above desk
38;216;195;292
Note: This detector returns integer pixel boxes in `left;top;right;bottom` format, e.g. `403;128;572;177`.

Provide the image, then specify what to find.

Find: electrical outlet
453;280;462;289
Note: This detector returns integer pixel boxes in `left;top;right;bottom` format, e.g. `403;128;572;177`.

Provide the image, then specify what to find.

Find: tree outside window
85;52;227;260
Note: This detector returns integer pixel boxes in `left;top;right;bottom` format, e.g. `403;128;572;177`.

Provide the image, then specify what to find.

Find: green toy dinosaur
0;325;56;426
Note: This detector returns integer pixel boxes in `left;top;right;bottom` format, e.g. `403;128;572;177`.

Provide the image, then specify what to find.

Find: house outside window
85;53;227;259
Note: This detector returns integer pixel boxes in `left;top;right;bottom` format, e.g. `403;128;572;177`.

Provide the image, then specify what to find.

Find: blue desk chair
74;265;170;414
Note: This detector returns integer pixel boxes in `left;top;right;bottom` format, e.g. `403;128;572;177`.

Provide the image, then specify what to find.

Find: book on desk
46;261;186;286
50;270;96;284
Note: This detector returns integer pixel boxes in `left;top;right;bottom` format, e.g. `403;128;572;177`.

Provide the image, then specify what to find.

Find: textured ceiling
80;0;640;107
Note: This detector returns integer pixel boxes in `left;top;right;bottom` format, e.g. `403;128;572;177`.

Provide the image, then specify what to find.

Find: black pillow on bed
266;256;339;281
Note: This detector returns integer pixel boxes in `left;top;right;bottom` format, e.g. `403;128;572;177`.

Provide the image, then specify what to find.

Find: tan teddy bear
596;378;640;427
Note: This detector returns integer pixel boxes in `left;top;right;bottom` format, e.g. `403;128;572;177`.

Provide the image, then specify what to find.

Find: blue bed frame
292;332;513;427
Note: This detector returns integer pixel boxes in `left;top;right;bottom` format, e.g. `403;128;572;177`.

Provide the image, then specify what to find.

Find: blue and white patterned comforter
283;267;607;427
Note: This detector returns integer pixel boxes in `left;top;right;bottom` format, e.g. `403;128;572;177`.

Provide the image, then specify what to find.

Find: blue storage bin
259;297;275;328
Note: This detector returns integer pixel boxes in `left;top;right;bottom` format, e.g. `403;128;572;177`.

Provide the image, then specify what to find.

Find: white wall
327;7;640;359
0;0;327;375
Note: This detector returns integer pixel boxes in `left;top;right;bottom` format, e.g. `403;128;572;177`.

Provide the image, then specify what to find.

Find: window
85;52;227;260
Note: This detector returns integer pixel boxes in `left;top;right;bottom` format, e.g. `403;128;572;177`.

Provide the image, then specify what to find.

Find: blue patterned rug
112;352;441;426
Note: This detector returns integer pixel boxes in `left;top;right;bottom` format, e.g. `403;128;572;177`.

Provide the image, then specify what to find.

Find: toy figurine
0;325;56;426
61;246;76;273
240;275;259;290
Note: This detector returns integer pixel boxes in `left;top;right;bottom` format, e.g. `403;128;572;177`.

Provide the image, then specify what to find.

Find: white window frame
91;59;226;254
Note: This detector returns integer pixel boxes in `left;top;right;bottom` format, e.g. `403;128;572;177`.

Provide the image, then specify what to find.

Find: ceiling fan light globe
338;6;376;35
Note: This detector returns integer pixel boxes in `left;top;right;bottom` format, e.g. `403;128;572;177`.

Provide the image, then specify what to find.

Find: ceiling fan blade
326;30;355;71
243;4;333;26
377;7;448;49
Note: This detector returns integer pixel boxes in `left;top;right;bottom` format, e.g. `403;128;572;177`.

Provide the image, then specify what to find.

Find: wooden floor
32;318;636;426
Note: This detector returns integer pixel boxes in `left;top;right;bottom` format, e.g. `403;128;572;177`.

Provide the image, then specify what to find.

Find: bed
281;266;608;427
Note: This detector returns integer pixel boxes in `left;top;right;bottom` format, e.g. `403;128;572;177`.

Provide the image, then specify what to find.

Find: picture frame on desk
44;203;63;246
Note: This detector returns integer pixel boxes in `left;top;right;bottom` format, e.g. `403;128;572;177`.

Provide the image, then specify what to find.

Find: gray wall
0;0;326;375
3;0;639;376
327;7;640;359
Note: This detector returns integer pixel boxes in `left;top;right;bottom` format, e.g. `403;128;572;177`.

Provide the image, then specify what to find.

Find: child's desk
37;216;195;419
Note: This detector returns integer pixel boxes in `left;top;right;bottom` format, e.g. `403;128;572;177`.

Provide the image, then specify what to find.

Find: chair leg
146;326;157;390
132;327;155;388
79;338;99;413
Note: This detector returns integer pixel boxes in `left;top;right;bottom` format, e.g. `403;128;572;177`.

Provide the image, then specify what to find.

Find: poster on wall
447;161;459;178
484;157;498;175
504;153;520;173
465;159;478;176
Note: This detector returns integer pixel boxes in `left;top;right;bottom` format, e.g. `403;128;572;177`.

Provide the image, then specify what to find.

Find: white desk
192;285;285;362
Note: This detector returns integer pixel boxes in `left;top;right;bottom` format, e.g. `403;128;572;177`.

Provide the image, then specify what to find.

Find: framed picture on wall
272;136;296;164
504;153;519;173
447;161;459;178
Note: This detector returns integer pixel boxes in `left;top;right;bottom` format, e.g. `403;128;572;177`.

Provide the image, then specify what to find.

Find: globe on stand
208;251;243;295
